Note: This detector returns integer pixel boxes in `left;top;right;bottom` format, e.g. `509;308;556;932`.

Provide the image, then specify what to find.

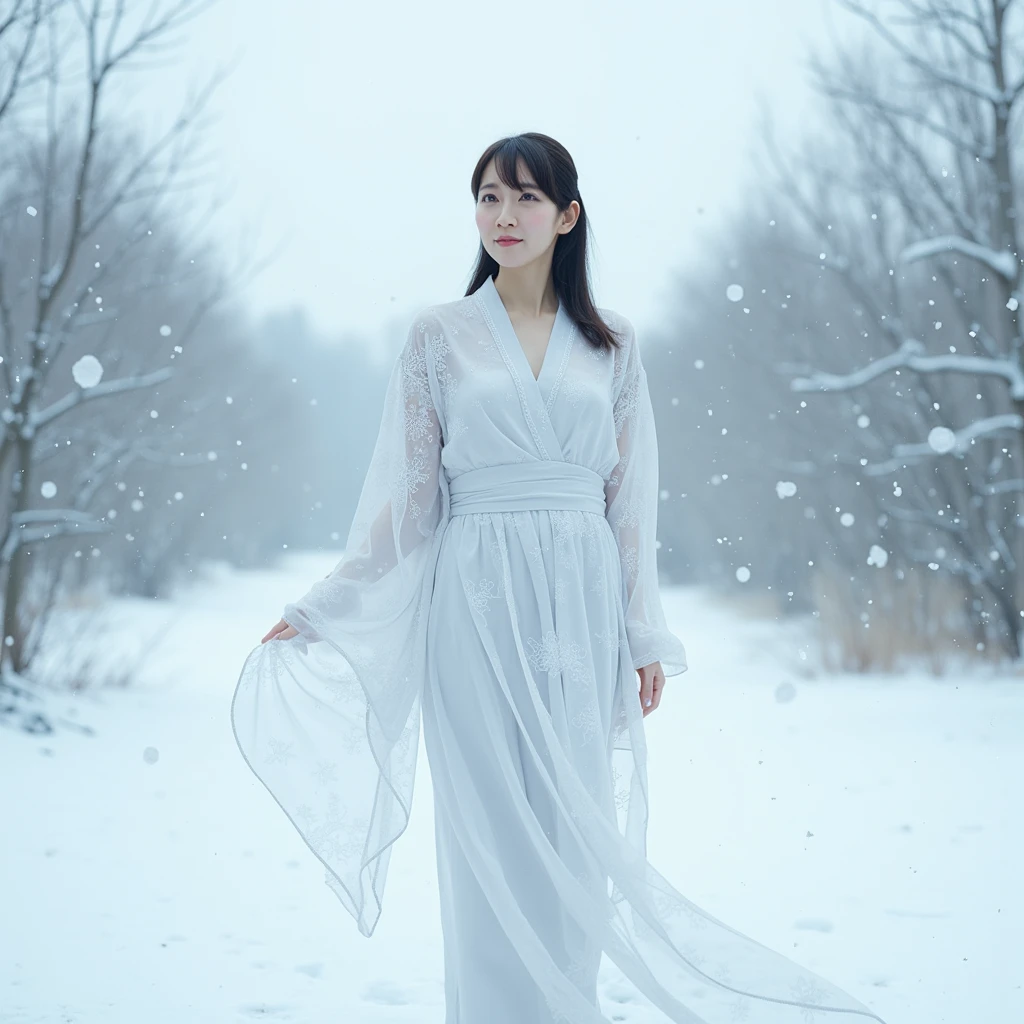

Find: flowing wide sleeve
604;316;688;677
230;311;449;938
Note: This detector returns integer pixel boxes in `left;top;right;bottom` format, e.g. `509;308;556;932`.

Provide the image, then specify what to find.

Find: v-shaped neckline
478;274;565;387
475;274;572;462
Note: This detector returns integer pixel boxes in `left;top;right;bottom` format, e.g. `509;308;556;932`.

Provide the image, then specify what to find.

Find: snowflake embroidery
525;541;545;569
338;717;366;754
610;701;631;749
429;330;458;414
525;629;589;688
713;961;735;986
614;373;641;439
264;737;296;766
298;792;348;859
570;699;600;744
791;978;836;1020
560;374;587;407
611;497;642;531
321;815;368;862
610;328;642;439
651;890;683;917
463;577;503;615
390;446;435;520
446;414;468;441
621;544;640;582
326;674;362;706
613;783;631;812
727;996;752;1021
550;508;603;568
406;325;432;368
682;903;711;931
404;398;435;444
311;760;339;787
605;451;630;491
582;527;604;568
592;627;624;653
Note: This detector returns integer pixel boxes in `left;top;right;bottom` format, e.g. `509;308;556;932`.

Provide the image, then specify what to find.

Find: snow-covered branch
900;235;1020;280
1;509;109;563
883;499;966;535
31;367;174;432
985;478;1024;495
790;339;1024;400
864;413;1024;475
895;413;1023;454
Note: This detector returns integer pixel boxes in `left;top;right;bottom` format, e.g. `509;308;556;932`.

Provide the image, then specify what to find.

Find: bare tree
0;1;55;125
756;0;1024;660
0;0;236;681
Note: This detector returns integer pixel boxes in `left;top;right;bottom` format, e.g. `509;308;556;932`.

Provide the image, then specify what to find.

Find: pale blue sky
142;0;859;341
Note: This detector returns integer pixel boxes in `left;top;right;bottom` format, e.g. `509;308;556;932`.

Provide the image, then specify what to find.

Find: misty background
3;0;1020;691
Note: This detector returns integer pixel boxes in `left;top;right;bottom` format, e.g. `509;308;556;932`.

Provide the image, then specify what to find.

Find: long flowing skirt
424;506;623;1021
420;506;885;1024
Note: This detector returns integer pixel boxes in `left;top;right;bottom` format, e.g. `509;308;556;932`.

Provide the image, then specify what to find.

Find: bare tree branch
790;341;1024;398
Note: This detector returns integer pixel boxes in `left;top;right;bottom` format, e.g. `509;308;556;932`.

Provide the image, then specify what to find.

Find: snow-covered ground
2;553;1020;1023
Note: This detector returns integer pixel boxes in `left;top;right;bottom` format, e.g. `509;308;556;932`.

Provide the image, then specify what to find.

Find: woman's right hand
262;618;299;643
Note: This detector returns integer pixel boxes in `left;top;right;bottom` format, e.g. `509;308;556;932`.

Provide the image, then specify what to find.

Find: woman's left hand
637;662;665;717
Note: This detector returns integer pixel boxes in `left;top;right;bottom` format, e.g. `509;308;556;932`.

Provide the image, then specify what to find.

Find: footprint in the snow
362;979;412;1004
237;1003;298;1018
294;963;323;978
794;917;833;932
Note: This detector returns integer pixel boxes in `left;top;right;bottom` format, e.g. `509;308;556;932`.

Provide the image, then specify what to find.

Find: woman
231;133;887;1024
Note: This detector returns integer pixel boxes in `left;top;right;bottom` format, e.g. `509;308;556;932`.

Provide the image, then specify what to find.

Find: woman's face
474;157;574;269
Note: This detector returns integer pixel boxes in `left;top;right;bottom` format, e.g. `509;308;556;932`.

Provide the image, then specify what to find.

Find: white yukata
230;274;887;1023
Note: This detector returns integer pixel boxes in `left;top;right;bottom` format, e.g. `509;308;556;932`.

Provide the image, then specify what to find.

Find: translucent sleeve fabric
604;318;688;677
230;311;449;938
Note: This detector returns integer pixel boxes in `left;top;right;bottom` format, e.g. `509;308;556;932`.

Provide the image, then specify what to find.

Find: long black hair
465;133;624;353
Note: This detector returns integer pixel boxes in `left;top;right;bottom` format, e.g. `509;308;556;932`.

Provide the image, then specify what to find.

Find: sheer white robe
230;274;887;1023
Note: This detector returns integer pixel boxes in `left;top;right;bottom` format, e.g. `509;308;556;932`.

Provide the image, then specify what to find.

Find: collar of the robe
474;274;575;462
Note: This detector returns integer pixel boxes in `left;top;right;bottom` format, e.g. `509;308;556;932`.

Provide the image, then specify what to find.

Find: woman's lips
497;239;522;247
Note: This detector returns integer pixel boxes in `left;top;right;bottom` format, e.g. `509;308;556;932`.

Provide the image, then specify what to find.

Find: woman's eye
480;193;537;202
